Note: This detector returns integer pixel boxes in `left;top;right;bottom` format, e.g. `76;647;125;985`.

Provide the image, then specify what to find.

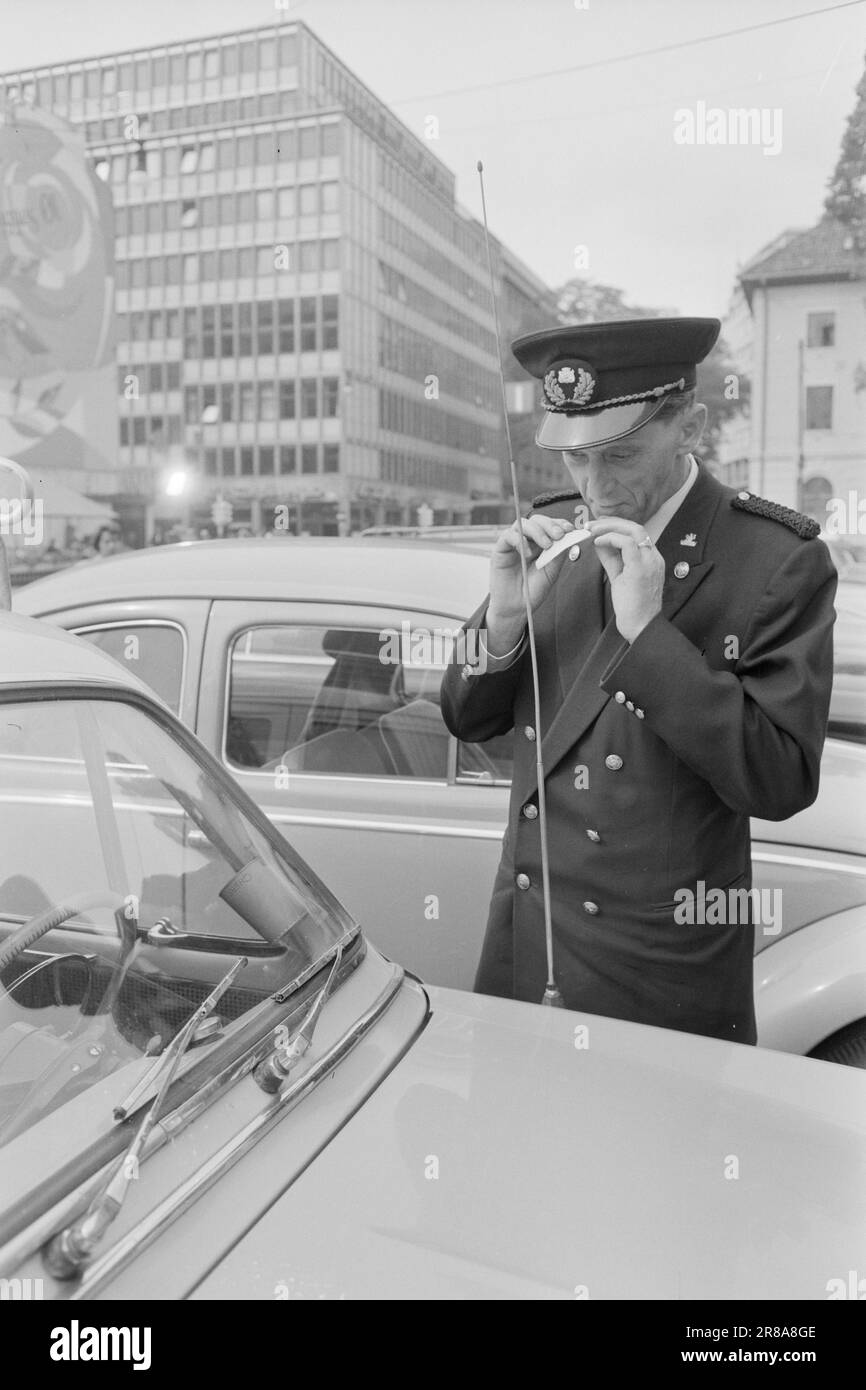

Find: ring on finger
637;536;654;549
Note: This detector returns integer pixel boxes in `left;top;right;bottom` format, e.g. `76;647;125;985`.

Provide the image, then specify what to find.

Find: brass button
635;708;645;719
516;873;531;890
674;561;690;579
568;544;581;561
614;690;626;704
626;700;634;711
524;725;536;741
585;828;601;842
604;754;623;771
523;803;538;820
737;490;750;501
583;900;599;915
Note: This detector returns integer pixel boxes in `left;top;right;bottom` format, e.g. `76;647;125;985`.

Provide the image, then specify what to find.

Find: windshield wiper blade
44;956;247;1280
254;944;343;1094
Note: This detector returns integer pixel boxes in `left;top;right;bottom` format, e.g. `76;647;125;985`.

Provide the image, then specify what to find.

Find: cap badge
680;533;697;547
543;361;596;410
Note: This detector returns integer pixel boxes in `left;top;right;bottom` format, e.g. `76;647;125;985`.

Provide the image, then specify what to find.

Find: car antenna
476;161;563;1009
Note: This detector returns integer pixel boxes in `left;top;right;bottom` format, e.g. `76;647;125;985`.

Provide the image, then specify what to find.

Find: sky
3;0;865;318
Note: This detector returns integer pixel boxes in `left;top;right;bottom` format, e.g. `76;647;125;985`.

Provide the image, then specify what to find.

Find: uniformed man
440;318;837;1045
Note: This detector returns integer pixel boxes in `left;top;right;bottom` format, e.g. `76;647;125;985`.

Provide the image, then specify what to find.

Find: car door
197;599;511;989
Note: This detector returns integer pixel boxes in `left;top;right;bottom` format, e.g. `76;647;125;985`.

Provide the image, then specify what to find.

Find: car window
829;582;866;744
457;731;514;784
0;694;350;1144
75;624;185;714
225;624;454;779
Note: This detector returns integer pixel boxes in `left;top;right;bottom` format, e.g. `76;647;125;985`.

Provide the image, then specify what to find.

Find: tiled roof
740;219;866;288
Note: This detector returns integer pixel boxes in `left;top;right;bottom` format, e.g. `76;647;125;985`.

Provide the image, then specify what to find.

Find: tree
823;51;866;249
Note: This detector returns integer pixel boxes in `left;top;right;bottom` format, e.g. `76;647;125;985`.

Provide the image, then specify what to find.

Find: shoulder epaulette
731;491;820;539
531;489;583;509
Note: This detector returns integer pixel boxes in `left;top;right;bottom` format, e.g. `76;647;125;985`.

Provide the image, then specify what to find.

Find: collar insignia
680;533;697;547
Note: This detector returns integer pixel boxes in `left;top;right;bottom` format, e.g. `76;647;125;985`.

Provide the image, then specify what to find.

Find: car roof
14;539;492;618
0;610;153;695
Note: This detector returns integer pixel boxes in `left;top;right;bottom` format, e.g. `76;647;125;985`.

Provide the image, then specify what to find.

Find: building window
299;242;319;272
256;301;274;355
259;446;275;474
204;449;218;476
300;297;317;351
256;188;274;221
322;239;339;271
301;379;318;417
299;184;317;216
183;309;198;356
301;445;318;473
219;384;234;422
805;385;833;430
322;295;338;350
276;127;295;160
277;187;295;219
278;34;297;67
299;127;318;160
183;254;198;284
279;445;296;473
238;304;252;355
202;306;216;357
321;182;339;213
258;382;276;421
220;305;235;356
217;138;234;171
323;445;339;473
237;190;254;223
255;132;273;167
238;247;255;278
240;447;255;475
322;377;340;417
807;312;835;348
165;254;181;285
148;364;164;392
167;363;181;390
133;417;147;445
322;124;339;157
237;134;254;168
279;381;296;419
221;446;236;475
219;248;236;279
278;300;295;353
180;146;198;174
239;383;255;422
181;199;198;228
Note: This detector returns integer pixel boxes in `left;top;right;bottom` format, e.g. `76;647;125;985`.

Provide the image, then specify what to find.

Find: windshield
0;692;353;1145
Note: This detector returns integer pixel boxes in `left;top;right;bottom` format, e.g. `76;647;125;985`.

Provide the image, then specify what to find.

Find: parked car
15;538;866;1065
0;609;863;1300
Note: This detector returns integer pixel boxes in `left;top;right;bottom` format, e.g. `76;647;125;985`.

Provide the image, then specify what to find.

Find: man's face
561;411;698;526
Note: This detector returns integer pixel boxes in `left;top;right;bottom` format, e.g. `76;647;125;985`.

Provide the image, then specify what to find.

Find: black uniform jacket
440;466;837;1044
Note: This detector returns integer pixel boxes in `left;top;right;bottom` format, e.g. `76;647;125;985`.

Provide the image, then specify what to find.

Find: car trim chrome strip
264;811;506;839
68;965;407;1300
752;850;866;878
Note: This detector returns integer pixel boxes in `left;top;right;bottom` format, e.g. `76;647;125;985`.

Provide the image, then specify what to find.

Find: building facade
718;220;866;535
0;20;555;538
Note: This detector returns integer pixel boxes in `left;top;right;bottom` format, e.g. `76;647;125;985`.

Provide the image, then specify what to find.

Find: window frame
71;619;189;717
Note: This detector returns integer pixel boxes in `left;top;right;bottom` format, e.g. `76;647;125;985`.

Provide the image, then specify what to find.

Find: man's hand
486;514;574;655
589;518;666;643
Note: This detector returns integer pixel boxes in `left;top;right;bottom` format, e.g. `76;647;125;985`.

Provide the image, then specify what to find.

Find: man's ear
678;402;707;456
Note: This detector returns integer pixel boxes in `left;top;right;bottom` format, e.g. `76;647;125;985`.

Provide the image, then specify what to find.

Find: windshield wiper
44;956;247;1280
253;944;343;1094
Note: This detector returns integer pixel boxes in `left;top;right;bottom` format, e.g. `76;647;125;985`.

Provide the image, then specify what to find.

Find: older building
720;220;866;534
0;20;555;538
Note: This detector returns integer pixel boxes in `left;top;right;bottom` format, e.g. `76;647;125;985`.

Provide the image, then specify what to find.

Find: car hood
192;985;866;1301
